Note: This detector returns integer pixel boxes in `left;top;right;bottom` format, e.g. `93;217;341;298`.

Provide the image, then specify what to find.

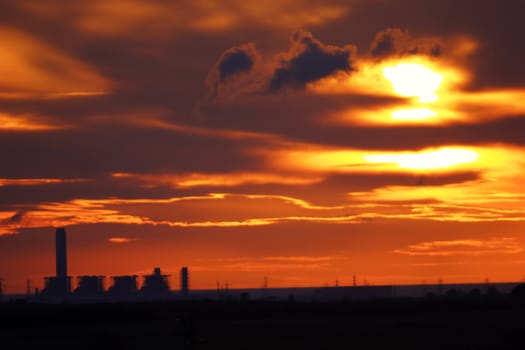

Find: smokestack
180;266;189;294
55;227;67;279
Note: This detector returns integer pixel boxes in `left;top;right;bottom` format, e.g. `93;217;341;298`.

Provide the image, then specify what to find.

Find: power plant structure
73;276;106;297
40;227;72;297
139;267;171;295
56;227;68;281
26;227;457;304
107;275;138;296
180;266;189;295
36;227;190;301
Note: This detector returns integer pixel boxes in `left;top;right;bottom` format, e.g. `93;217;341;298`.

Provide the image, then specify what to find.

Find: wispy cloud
111;172;322;189
262;256;336;262
21;0;349;36
0;26;112;98
5;190;525;236
0;113;71;131
394;237;523;256
108;237;137;244
0;178;90;187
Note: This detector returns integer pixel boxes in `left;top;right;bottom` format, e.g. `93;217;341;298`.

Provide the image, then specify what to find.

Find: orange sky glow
1;0;525;294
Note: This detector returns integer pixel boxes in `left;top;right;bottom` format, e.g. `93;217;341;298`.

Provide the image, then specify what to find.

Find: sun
383;62;443;103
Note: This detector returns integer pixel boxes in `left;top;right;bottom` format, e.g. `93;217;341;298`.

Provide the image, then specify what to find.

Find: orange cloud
341;143;525;221
0;178;90;187
112;172;323;189
21;0;349;36
5;171;525;235
0;26;112;98
0;211;22;235
0;200;506;236
310;39;525;127
0;113;70;131
262;256;336;262
108;237;137;243
394;237;523;256
0;193;361;235
264;144;489;175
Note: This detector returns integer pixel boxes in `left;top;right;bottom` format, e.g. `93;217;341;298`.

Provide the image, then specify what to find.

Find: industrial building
34;227;400;303
36;228;189;301
180;266;189;295
139;267;171;294
39;227;71;297
107;275;138;296
73;276;106;296
30;228;414;304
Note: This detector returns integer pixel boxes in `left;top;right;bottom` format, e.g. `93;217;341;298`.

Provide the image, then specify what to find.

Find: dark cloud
370;28;441;58
0;125;265;179
206;30;357;99
268;30;357;91
206;43;261;99
218;45;257;82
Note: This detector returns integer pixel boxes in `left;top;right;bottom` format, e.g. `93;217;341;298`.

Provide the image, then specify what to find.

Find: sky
2;0;525;294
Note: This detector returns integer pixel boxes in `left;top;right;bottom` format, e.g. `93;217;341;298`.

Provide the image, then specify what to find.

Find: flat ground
1;296;525;349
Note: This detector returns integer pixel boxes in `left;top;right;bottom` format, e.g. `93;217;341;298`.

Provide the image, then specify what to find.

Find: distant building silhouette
180;267;189;294
41;276;72;297
107;275;139;296
140;267;170;294
56;228;67;280
40;228;71;297
73;276;106;296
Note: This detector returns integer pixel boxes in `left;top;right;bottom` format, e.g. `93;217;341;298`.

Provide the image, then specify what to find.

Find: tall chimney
180;266;189;294
55;227;67;279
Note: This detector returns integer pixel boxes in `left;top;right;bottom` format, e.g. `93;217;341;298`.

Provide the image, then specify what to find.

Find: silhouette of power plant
24;227;517;304
38;228;190;301
40;227;71;297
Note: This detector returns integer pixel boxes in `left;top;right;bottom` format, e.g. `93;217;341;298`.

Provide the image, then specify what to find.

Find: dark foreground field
2;296;525;349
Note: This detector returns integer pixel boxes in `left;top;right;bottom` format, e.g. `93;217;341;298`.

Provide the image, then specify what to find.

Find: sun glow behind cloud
268;145;493;174
316;53;525;127
383;62;443;103
312;54;478;126
364;147;479;170
264;143;525;217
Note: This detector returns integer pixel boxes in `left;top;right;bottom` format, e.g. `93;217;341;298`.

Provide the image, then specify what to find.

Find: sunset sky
2;0;525;294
